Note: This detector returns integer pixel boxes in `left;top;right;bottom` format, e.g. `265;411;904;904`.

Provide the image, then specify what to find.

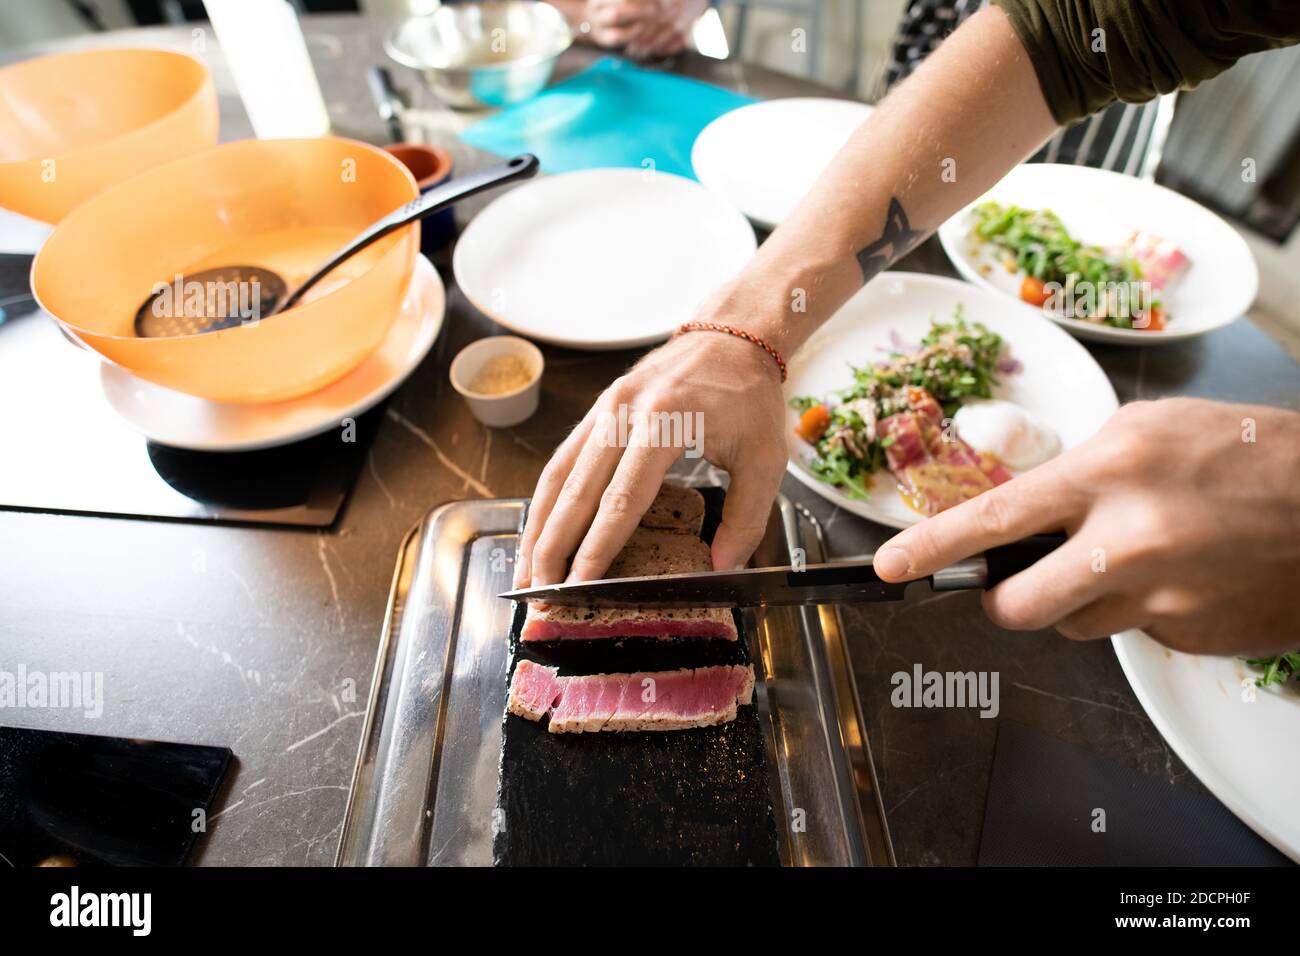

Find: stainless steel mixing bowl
385;1;573;109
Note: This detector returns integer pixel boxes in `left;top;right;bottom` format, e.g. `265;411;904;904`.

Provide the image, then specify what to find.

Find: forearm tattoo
855;197;925;284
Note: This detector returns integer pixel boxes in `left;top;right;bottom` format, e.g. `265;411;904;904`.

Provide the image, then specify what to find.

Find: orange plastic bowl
31;137;420;404
0;47;218;223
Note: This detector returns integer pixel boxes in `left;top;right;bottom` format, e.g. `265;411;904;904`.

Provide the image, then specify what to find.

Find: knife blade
499;534;1066;608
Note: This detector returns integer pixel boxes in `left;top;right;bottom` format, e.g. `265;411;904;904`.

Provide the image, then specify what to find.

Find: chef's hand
874;398;1300;656
581;0;706;58
514;330;788;588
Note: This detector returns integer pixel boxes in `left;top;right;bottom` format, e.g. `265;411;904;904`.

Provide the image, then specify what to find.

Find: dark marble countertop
1;15;1296;866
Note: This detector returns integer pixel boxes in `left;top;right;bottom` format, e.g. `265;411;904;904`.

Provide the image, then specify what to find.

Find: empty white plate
1113;630;1300;861
692;97;873;229
784;272;1117;529
938;163;1258;345
452;168;756;350
101;255;446;452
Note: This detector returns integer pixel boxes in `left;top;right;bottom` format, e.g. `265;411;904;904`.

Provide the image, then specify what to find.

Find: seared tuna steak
638;484;705;535
520;528;737;641
507;659;755;732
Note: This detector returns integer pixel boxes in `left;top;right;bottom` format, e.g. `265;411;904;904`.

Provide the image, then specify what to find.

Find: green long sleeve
993;0;1300;124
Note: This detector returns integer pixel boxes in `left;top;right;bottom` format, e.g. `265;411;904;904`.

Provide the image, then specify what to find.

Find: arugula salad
789;308;1006;499
969;201;1188;331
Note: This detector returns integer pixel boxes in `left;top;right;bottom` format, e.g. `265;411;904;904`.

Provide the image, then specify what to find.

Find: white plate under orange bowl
1113;630;1300;861
937;163;1258;345
784;272;1118;530
100;255;445;452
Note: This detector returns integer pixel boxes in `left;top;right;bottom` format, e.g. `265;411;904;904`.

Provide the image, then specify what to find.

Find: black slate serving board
493;487;780;866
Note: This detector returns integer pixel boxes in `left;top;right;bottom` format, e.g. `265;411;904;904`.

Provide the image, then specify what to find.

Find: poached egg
953;399;1060;471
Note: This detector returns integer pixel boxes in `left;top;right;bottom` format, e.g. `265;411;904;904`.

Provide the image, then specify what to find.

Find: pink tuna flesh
505;660;563;721
879;395;1012;517
506;662;755;733
520;610;737;642
1121;230;1190;291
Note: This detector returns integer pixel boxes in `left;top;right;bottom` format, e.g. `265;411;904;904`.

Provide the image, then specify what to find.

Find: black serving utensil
133;152;539;337
366;65;407;143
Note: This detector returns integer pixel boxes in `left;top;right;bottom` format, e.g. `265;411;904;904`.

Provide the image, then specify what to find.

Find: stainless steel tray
336;494;893;866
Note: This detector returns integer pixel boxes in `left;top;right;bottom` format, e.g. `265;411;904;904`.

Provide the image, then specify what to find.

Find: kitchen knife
499;534;1066;608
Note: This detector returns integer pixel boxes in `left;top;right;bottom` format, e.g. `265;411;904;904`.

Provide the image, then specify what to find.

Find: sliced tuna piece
605;527;711;576
897;450;1007;515
638;484;705;535
1120;230;1190;291
945;440;1013;485
507;661;755;733
506;660;563;721
879;393;1011;517
521;606;737;641
521;527;737;641
880;410;929;473
901;385;944;426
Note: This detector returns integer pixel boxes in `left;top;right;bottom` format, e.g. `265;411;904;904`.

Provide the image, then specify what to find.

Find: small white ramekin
449;335;544;428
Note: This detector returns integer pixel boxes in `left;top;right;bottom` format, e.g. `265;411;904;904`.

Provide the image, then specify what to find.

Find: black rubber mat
0;728;232;866
493;487;780;866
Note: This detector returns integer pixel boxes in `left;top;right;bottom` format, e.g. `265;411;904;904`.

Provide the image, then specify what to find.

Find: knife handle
983;534;1068;588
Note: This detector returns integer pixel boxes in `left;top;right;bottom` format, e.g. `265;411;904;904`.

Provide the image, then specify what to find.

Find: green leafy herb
1243;652;1300;688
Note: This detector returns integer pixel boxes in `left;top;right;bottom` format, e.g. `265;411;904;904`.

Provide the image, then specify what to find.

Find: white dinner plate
691;97;874;229
784;272;1118;529
937;163;1258;345
452;168;756;350
101;255;446;452
1113;630;1300;861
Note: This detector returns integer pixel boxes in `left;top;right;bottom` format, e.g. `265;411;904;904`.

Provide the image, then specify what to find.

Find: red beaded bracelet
673;321;788;383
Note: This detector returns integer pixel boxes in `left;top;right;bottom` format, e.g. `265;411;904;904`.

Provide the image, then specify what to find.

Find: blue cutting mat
459;57;756;179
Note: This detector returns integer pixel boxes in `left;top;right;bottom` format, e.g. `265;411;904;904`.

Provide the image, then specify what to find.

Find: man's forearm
718;6;1057;356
